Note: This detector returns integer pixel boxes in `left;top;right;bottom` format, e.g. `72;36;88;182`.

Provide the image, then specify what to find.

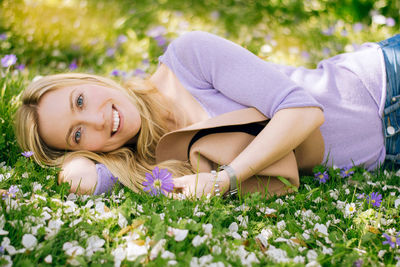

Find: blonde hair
14;73;194;192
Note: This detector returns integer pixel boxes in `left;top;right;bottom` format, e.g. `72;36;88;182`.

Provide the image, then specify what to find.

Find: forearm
220;107;324;187
59;156;98;195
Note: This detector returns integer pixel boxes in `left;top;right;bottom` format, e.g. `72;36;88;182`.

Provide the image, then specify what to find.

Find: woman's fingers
173;177;187;189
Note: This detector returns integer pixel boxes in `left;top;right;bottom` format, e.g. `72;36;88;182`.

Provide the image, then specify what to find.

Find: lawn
0;0;400;266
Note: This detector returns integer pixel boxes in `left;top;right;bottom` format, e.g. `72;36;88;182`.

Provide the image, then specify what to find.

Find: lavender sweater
94;31;386;194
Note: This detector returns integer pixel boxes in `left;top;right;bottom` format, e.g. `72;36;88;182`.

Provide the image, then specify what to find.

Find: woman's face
37;83;142;152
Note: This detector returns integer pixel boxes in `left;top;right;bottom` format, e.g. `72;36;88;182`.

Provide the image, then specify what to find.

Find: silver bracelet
210;170;221;197
219;165;238;196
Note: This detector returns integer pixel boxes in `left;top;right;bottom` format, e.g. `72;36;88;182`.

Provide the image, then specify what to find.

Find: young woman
14;31;398;197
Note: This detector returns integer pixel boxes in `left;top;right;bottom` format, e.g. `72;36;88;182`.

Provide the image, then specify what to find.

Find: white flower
266;246;289;263
344;203;356;217
306;261;321;267
307;250;318;261
118;213;128;228
126;240;148;261
260;207;276;214
237;215;248;228
293;256;305;264
303;232;310;240
167;227;188;242
161;250;176;259
44;255;52;264
63;241;84;257
277;220;286;231
202;224;213;236
69;218;82;227
322;246;333;255
228;222;238;232
395;198;400;209
22;234;37;250
231;232;242;239
112;246;126;266
314;223;328;236
211;245;221;255
150;239;166;260
378;250;386;258
32;182;42;192
192;235;207;247
86;235;105;257
0;255;12;267
256;228;273;248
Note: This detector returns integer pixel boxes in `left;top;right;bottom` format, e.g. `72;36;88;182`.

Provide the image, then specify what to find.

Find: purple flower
321;26;335;36
21;151;34;158
8;185;19;198
367;192;382;207
314;171;329;184
69;60;78;70
146;26;166;38
111;69;120;76
133;68;147;78
154;35;167;47
106;47;116;57
2;185;19;200
353;23;363;32
340;166;354;178
116;34;128;45
357;193;365;199
382;232;400;248
386;17;396;27
353;259;363;267
1;54;17;67
143;167;174;196
16;64;25;71
0;245;4;254
0;33;7;41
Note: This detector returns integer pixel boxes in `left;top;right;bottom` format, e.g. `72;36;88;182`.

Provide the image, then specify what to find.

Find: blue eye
76;94;84;107
74;129;82;144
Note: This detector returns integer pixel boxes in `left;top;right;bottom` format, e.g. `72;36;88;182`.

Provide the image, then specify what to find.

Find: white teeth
112;109;120;133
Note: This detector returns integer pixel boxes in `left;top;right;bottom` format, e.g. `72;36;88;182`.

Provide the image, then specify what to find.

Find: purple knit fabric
93;163;118;195
95;31;387;194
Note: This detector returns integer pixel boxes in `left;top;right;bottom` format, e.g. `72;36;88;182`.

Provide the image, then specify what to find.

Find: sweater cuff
93;163;119;195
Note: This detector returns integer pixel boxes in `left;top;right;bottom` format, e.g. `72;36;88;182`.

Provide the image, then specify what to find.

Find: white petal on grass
277;220;286;231
211;245;221;255
44;255;52;264
307;250;318;262
202;224;213;236
293;256;305;264
126;240;148;261
314;223;328;236
395;198;400;208
305;261;321;267
22;234;37;250
0;229;8;235
167;227;188;242
192;235;207;247
118;213;128;228
344;203;356;217
161;250;176;259
259;207;277;214
231;232;242;240
150;239;166;260
228;222;238;232
266;246;289;263
112;246;127;264
255;228;273;248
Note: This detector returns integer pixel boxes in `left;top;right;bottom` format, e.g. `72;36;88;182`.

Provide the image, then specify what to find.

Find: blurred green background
0;0;399;164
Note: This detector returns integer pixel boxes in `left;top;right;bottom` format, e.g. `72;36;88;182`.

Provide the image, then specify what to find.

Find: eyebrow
65;89;76;147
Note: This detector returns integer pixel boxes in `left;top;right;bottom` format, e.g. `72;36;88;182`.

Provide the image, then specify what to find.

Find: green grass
0;0;400;266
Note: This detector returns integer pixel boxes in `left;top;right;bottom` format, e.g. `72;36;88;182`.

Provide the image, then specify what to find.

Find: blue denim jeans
377;34;400;164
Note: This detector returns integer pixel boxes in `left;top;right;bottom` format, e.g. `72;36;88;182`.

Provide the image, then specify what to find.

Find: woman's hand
172;171;230;199
59;156;98;195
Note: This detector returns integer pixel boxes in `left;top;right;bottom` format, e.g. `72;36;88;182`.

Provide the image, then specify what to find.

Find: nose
83;112;105;130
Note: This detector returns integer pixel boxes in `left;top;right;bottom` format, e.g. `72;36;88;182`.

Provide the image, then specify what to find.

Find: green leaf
277;176;298;192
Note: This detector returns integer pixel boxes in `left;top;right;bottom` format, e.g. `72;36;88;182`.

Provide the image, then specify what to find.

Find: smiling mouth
111;106;120;136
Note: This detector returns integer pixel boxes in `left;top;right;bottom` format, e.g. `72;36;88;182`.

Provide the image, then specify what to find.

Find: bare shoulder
59;156;98;195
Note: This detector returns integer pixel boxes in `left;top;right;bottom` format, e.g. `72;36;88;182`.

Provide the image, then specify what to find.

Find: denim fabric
378;34;400;164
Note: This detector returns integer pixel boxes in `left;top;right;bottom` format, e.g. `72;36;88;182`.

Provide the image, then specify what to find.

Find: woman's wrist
216;170;230;195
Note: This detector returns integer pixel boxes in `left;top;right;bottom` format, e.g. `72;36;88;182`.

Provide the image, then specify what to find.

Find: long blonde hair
14;73;194;192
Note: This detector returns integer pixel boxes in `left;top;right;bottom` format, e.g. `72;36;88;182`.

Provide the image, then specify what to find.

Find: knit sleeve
93;163;119;195
159;31;323;118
